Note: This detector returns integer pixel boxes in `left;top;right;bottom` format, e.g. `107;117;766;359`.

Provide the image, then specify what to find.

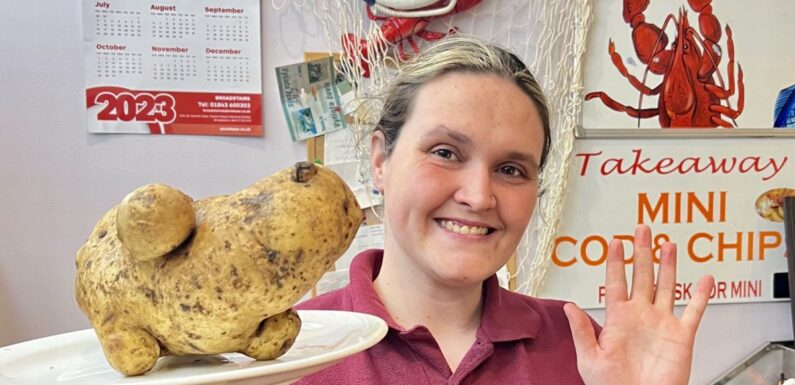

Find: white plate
0;310;387;385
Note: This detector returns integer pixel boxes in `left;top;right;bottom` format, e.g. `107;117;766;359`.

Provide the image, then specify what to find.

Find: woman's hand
563;225;715;385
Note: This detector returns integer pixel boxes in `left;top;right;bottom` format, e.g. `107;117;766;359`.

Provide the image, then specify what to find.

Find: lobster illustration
343;0;484;77
585;0;744;128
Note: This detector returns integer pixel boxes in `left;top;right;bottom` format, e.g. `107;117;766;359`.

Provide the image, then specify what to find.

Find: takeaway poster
541;138;795;308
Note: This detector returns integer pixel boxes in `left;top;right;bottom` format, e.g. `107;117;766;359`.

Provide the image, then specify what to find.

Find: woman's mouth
438;219;494;235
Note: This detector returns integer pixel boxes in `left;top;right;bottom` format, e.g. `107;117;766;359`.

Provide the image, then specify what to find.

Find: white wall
0;0;323;343
0;2;790;384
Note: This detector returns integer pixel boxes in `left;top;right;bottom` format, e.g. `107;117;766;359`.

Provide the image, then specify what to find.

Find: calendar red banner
86;87;262;136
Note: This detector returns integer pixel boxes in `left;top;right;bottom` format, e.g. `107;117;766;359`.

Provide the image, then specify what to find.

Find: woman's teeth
440;220;489;235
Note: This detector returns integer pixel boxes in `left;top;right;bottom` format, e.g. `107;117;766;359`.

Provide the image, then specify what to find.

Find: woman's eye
499;165;525;178
431;148;457;160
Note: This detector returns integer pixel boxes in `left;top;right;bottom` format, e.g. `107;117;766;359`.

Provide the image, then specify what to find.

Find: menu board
82;0;262;136
541;138;795;308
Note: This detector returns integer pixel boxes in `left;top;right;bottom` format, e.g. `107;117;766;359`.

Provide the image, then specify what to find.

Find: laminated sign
275;57;350;142
541;138;795;308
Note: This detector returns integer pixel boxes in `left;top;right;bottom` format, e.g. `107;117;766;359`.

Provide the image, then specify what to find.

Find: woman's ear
370;130;387;193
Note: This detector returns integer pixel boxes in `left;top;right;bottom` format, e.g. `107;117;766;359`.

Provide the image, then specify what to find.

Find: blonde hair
376;35;551;170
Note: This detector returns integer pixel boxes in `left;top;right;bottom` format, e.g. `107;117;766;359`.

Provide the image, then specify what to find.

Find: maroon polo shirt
294;249;594;385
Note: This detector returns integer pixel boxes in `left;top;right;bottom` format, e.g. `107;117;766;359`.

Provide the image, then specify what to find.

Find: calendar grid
205;14;249;42
97;52;144;78
95;9;142;37
151;12;197;39
91;5;256;86
206;56;250;83
153;54;198;81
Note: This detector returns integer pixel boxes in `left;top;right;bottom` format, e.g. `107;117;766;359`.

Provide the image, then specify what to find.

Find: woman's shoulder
500;286;571;311
503;289;602;332
498;287;598;330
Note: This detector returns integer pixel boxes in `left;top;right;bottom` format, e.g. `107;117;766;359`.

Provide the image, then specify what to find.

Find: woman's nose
453;166;496;211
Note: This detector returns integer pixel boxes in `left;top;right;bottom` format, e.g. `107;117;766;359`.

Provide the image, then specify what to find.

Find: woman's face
371;72;545;287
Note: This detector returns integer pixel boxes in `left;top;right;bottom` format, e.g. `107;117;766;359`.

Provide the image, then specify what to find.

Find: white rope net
272;0;593;296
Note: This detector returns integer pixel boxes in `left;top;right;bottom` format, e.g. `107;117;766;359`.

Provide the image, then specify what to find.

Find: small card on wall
82;0;262;136
275;57;351;141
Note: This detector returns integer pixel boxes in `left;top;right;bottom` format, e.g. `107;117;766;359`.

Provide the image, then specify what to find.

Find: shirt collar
346;249;540;342
479;273;540;342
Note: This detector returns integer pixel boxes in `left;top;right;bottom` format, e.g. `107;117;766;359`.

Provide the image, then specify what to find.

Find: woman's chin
431;265;495;288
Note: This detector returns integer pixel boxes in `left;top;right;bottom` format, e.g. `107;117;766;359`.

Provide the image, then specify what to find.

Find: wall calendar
82;0;262;136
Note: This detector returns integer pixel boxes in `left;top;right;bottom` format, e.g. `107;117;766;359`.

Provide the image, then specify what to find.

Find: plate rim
0;309;387;385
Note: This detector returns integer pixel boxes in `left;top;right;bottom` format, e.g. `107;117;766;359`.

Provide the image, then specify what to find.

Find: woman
295;35;714;385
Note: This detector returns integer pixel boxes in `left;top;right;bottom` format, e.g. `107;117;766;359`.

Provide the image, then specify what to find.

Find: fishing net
271;0;593;296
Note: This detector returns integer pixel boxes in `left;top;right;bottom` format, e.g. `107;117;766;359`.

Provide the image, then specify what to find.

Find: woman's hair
375;35;551;171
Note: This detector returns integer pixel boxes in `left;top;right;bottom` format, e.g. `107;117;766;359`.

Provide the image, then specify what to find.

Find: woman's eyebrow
421;125;539;168
421;125;472;146
506;151;539;170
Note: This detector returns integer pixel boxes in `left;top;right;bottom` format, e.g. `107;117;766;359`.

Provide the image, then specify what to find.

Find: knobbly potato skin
75;162;363;376
116;184;196;261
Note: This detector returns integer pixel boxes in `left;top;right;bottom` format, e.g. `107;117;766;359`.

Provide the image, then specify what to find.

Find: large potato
75;162;363;376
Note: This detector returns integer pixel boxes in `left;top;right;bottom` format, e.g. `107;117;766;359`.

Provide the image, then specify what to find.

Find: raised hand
563;225;715;385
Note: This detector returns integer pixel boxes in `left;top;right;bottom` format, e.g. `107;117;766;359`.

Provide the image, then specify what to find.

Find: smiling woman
371;72;543;289
294;35;715;385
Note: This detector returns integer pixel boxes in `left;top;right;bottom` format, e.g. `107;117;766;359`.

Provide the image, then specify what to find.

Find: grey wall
0;2;790;384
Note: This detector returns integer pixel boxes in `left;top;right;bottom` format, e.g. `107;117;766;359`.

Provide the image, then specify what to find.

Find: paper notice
335;224;385;271
275;57;350;141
